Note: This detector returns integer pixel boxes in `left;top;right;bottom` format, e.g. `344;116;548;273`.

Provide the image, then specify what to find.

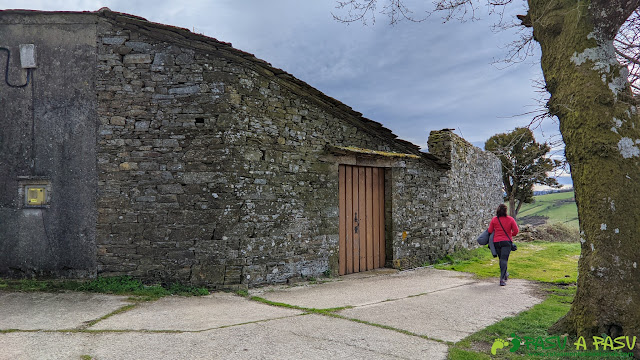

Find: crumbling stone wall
436;131;503;251
390;131;503;269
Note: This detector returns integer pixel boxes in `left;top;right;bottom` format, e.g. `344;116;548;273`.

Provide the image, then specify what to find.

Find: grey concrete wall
0;12;98;278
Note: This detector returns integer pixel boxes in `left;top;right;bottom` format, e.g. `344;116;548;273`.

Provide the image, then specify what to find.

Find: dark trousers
495;241;511;281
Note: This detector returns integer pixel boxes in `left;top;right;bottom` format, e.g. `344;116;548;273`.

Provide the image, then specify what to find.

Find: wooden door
338;165;385;275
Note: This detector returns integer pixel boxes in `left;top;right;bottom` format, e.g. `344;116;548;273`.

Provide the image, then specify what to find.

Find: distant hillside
533;187;574;196
516;191;579;229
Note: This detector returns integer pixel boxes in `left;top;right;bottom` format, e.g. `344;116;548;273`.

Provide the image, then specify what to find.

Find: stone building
0;9;503;288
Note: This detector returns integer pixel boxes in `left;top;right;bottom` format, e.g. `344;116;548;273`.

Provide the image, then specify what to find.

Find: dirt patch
516;223;579;242
519;216;548;226
554;198;576;205
469;340;493;353
521;244;545;252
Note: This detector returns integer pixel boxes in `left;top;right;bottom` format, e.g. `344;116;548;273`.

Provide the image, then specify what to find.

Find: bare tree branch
333;0;427;24
616;8;640;94
332;0;378;24
332;0;640;150
334;0;640;94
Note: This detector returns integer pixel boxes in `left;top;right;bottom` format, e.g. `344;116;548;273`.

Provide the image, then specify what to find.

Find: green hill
515;191;579;229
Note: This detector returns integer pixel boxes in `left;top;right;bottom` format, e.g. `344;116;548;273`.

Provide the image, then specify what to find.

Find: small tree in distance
485;127;562;219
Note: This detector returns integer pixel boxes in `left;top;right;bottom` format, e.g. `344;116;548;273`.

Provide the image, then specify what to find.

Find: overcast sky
0;0;571;185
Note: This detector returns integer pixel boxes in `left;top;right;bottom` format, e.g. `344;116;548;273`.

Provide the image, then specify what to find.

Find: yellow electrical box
26;186;46;206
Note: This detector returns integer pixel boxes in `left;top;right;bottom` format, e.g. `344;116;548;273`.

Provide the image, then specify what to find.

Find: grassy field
435;241;580;284
435;241;583;359
517;191;579;230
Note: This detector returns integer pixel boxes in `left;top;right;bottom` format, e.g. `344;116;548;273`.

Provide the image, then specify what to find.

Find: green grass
0;276;209;300
435;241;580;284
83;304;138;328
249;295;354;314
517;191;579;230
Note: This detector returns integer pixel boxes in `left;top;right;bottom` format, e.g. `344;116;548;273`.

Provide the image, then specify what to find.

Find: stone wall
434;131;503;252
0;10;503;287
94;14;432;288
389;131;503;269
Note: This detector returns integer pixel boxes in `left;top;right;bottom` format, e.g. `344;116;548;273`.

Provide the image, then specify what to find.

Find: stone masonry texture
0;9;503;288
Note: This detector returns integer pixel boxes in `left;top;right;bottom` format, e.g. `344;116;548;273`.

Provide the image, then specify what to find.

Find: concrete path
0;268;544;360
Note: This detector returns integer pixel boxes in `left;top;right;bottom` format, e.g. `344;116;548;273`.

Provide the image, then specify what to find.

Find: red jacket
488;216;519;242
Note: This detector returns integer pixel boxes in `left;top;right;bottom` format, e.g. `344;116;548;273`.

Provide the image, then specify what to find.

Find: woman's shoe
500;280;506;286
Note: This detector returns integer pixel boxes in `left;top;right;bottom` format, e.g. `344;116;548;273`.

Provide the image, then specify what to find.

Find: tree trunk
515;200;523;218
528;0;640;353
508;195;516;218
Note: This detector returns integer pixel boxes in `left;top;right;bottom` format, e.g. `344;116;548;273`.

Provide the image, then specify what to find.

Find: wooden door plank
372;167;380;269
366;167;374;271
358;166;367;271
352;166;360;273
345;165;354;274
338;165;346;276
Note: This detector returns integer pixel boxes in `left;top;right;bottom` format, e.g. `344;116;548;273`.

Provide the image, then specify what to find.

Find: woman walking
488;204;519;286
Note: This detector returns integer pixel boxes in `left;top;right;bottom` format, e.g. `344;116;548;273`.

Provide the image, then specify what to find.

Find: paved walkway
0;268;544;359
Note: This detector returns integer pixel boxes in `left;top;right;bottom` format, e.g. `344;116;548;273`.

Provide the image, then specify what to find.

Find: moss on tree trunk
528;0;640;354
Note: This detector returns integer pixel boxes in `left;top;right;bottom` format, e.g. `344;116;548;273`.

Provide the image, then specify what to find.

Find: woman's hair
496;204;508;217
